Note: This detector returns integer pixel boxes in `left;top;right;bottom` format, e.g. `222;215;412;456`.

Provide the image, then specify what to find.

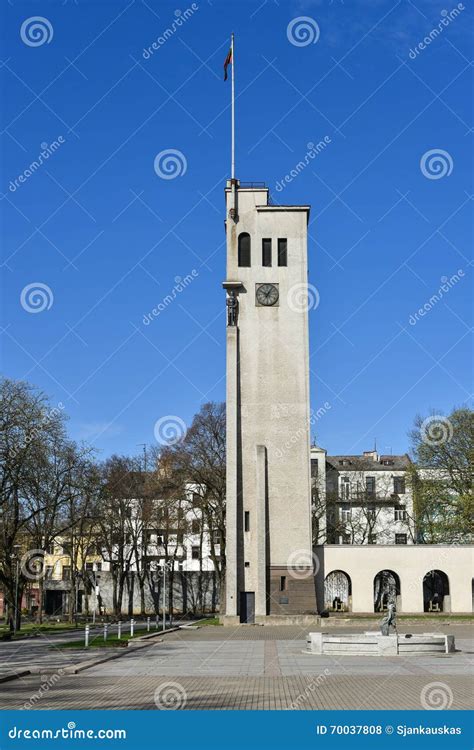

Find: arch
324;570;352;612
373;569;401;612
423;569;450;613
238;232;251;267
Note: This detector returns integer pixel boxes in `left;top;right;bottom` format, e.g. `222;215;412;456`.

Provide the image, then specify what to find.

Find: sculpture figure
380;598;397;635
226;290;238;326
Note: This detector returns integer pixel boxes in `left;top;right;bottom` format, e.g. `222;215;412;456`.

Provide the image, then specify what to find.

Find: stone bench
306;632;455;656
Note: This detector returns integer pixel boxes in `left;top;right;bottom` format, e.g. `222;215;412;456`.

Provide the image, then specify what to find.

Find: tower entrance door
239;592;255;623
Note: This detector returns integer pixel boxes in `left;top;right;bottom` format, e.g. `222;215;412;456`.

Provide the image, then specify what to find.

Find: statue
226;290;238;326
380;598;397;636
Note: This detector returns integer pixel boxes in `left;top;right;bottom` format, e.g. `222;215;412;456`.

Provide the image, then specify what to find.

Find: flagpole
231;32;235;180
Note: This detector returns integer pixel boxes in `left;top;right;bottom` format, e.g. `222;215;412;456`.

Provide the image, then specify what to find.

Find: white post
117;621;122;640
162;565;166;632
147;617;150;632
84;624;89;648
130;618;134;638
231;32;235;180
103;623;108;641
155;615;159;630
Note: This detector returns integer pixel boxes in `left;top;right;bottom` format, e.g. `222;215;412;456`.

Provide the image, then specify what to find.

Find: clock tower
223;179;317;623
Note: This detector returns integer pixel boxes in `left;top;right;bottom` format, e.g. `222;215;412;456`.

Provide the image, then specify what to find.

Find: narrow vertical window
279;576;287;591
244;511;250;531
262;238;272;267
238;232;251;267
277;238;287;266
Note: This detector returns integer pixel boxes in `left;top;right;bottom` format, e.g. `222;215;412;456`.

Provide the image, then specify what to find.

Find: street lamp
12;544;21;634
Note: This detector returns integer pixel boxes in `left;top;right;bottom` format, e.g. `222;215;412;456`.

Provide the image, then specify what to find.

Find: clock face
256;283;279;307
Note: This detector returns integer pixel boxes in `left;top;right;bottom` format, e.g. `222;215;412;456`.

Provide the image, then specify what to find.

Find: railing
238;181;267;189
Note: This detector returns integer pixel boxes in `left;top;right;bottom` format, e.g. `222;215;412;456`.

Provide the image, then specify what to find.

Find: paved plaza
0;624;472;710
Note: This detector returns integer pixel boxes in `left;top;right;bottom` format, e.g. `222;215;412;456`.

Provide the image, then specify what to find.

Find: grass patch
0;623;82;640
55;631;150;650
197;617;222;626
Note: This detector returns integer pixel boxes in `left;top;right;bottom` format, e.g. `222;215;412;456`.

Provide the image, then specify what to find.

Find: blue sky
1;0;472;459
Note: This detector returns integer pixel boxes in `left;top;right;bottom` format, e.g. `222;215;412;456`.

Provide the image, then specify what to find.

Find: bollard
155;615;159;630
147;617;150;632
117;621;122;640
103;623;108;641
85;624;90;648
130;618;134;638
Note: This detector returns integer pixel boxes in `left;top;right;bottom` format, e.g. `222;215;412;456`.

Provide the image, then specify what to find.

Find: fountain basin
306;632;455;656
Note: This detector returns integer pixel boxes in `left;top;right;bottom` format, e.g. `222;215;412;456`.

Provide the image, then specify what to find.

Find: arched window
423;570;450;613
373;570;401;612
238;233;251;267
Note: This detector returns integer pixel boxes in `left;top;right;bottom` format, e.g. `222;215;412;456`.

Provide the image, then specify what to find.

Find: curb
0;670;31;684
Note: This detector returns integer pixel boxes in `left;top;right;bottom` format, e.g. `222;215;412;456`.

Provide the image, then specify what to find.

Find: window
279;576;287;592
45;565;53;579
393;476;405;494
85;562;94;572
262;238;272;266
340;504;351;521
395;533;407;545
244;511;250;532
382;459;394;466
367;503;376;521
342;533;351;544
191;519;200;534
244;561;250;567
394;508;407;521
311;459;318;478
191;546;200;560
368;534;377;545
366;476;375;496
238;232;251;267
212;530;220;545
95;562;102;572
192;493;201;508
62;566;71;581
341;477;350;500
277;238;287;266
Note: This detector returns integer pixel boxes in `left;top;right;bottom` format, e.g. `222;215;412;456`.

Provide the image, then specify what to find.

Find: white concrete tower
223;180;317;623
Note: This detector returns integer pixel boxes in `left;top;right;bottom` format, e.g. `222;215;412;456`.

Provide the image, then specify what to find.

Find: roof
326;454;411;471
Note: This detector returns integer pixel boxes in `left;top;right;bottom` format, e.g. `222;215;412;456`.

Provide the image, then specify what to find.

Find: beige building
223;180;316;622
